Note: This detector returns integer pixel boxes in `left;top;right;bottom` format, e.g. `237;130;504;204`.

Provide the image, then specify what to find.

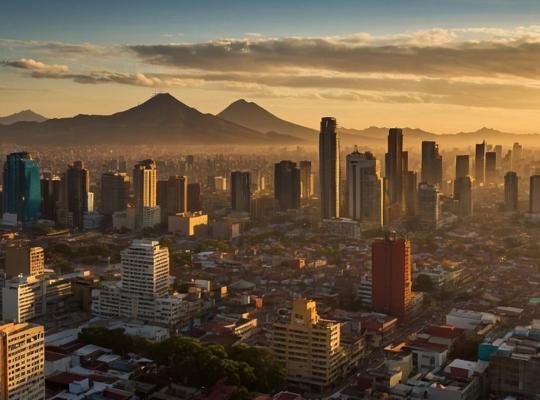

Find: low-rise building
168;212;208;236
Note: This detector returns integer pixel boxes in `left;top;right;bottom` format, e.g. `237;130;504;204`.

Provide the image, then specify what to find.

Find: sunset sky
2;0;540;133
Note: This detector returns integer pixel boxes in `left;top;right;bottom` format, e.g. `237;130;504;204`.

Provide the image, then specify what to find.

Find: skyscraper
404;170;418;217
101;171;130;216
274;160;301;211
385;128;404;209
231;171;251;213
454;176;473;217
0;322;44;400
319;117;340;219
346;150;383;227
417;183;441;229
133;159;157;229
166;175;188;215
485;151;497;184
40;173;61;221
504;172;518;212
3;152;41;226
187;182;202;212
475;141;486;185
455;155;470;180
299;160;313;199
66;161;89;229
529;175;540;214
372;233;412;318
421;141;443;187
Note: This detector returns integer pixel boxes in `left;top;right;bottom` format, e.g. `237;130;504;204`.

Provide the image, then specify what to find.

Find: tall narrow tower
385;128;404;208
133;159;157;229
319;117;340;219
475;141;486;186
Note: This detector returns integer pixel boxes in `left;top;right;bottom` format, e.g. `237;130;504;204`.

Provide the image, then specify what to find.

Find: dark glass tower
274;160;301;211
3;152;42;226
319;117;340;219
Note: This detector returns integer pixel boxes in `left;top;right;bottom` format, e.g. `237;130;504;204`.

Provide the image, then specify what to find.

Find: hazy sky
2;0;540;133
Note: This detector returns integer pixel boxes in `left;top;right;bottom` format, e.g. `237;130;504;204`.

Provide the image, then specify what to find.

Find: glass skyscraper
3;152;41;226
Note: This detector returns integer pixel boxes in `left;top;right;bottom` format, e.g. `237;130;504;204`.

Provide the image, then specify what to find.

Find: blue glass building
3;152;42;226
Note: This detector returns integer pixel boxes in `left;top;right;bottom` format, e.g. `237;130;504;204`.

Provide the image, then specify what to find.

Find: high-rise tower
346;150;383;227
475;141;486;186
231;171;251;213
3;152;41;226
274;161;301;211
319;117;340;219
133;159;157;229
504;172;518;212
66;161;89;229
421;141;443;187
371;233;412;318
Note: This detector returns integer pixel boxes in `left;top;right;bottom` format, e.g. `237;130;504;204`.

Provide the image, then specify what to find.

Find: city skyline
3;1;540;133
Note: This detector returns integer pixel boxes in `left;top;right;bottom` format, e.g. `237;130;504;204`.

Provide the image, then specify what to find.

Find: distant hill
0;109;47;125
218;99;317;141
1;95;538;148
0;93;300;145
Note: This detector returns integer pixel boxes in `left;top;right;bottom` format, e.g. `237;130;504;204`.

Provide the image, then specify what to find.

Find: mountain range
1;93;539;148
0;109;47;125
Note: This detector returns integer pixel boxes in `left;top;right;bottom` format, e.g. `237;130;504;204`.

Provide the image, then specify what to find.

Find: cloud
126;27;540;79
3;58;69;74
0;38;114;58
6;26;540;110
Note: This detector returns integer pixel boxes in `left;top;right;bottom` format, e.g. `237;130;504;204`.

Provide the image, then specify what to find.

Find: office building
101;171;130;215
372;233;412;318
66;161;89;229
5;244;45;278
231;171;251;213
485;151;497;184
529;175;540;214
272;299;361;392
475;141;486;185
274;160;301;211
487;321;540;398
504;172;518;212
299;160;314;199
92;240;189;328
403;171;418;217
168;212;208;236
454;176;473;217
40;174;61;221
421;141;443;187
0;322;44;400
417;183;441;229
385;128;406;212
319;117;340;218
346;150;383;227
1;275;46;322
2;152;41;226
187;183;202;212
455;155;470;179
133;159;157;229
166;176;188;215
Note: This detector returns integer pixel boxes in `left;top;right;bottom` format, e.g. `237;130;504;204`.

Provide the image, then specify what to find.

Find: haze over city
1;2;540;400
